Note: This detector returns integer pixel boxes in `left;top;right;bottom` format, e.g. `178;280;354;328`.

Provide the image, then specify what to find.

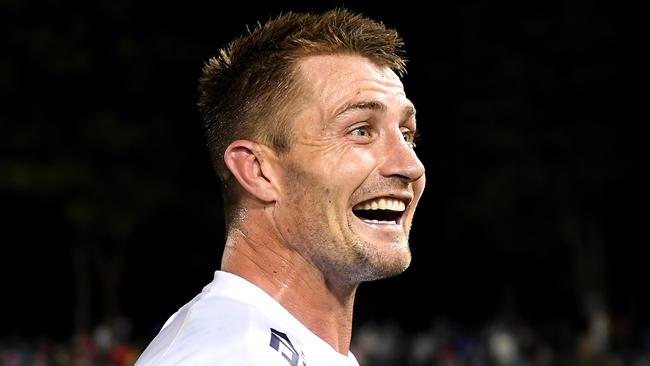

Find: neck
221;226;358;354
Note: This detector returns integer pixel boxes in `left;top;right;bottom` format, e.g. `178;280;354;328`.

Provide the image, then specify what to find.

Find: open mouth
352;198;405;225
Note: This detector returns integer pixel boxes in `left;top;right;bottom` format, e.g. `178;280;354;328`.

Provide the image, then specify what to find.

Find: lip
349;218;408;252
357;217;403;227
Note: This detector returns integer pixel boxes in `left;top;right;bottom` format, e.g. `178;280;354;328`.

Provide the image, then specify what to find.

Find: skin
221;54;426;355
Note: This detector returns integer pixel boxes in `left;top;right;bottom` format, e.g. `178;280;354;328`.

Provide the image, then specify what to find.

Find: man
135;8;425;365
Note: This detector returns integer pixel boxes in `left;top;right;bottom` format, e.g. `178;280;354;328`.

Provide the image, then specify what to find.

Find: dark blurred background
1;0;646;364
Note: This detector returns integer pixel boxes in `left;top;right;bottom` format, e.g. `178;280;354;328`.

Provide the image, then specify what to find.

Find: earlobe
224;140;278;203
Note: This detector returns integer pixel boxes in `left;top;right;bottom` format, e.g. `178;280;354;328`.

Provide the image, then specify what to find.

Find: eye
401;128;419;148
349;126;371;138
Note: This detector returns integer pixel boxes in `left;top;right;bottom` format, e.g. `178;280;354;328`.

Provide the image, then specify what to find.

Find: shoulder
135;296;292;366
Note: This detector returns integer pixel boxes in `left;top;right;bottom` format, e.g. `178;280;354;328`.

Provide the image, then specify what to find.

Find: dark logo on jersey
269;328;307;366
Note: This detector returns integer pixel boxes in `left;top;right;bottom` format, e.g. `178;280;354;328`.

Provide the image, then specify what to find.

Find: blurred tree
1;0;195;335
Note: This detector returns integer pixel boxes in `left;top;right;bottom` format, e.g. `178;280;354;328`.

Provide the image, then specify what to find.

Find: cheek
290;143;376;203
414;175;426;200
327;147;375;183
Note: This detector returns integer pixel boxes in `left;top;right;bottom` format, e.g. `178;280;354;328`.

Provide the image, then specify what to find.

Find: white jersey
135;271;360;366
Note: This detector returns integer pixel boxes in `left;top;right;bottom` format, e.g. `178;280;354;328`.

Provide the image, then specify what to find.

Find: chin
319;236;412;285
359;247;412;282
382;251;412;277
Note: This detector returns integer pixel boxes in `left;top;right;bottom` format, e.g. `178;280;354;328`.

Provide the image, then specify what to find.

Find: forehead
296;54;407;113
298;54;403;85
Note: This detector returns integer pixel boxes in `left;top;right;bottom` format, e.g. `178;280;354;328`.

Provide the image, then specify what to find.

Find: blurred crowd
352;316;650;366
2;315;650;366
1;318;141;366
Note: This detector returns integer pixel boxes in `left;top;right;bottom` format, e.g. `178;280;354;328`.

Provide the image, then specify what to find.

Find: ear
223;140;278;203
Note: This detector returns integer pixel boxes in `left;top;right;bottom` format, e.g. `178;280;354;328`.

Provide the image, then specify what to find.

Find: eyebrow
336;100;416;122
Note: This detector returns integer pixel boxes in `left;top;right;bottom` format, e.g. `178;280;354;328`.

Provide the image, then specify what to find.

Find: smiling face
272;54;426;285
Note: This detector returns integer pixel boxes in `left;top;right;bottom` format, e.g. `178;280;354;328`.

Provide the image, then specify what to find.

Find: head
198;8;406;224
199;9;425;284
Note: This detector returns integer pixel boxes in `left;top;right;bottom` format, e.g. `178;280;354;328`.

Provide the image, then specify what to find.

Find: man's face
273;54;426;284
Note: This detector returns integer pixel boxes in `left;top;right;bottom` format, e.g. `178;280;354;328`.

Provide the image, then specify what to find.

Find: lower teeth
366;219;396;224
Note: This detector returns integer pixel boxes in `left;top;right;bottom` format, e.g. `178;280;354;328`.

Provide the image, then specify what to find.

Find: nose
379;130;425;183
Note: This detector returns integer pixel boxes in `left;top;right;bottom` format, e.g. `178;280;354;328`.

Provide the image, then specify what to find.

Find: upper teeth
354;198;406;211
